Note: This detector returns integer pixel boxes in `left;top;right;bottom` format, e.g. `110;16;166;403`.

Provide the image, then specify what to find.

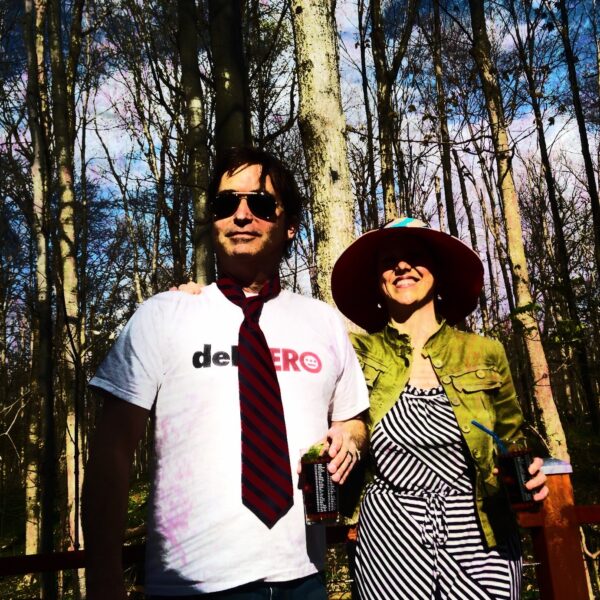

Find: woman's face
377;238;436;314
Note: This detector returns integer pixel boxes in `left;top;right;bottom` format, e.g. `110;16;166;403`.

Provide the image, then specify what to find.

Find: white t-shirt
90;283;369;595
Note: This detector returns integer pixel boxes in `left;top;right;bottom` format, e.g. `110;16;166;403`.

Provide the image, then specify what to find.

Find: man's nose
233;197;253;221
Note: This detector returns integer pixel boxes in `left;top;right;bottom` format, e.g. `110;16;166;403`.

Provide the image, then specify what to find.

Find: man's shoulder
131;284;223;325
144;284;220;307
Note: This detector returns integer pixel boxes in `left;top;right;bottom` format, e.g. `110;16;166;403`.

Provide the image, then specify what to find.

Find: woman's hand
493;457;549;502
169;281;204;294
526;457;549;502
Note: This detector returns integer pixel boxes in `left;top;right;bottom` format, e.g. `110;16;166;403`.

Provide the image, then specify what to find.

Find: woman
332;217;548;600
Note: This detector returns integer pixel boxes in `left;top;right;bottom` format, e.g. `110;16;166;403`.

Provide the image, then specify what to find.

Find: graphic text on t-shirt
192;344;322;373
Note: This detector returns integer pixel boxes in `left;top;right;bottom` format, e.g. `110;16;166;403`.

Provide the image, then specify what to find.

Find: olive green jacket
345;320;525;548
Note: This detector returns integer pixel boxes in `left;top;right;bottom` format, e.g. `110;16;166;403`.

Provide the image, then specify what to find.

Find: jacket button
450;398;460;406
461;424;471;433
433;359;443;368
476;369;486;378
441;375;452;384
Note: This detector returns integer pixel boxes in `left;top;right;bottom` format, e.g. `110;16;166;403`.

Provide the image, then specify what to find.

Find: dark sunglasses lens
212;193;240;220
247;193;277;220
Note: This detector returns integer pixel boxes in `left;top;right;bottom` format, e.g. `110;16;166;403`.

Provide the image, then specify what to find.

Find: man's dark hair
208;147;303;226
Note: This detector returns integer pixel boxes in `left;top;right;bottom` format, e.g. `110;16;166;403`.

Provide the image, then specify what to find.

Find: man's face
212;163;296;270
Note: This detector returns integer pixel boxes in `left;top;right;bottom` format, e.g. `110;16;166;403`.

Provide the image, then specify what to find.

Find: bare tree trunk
508;0;599;432
178;0;214;285
434;174;446;231
23;2;56;597
453;148;489;330
370;0;418;221
48;4;85;597
209;0;252;156
546;0;600;277
468;0;569;460
290;0;354;304
428;0;458;237
357;0;379;228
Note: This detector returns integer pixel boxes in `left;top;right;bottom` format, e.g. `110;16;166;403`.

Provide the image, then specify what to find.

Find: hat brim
331;227;484;331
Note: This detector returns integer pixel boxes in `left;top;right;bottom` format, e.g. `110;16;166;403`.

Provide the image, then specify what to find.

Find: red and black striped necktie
217;276;294;528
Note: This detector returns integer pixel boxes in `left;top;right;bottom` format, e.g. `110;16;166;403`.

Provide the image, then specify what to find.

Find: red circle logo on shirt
300;352;322;373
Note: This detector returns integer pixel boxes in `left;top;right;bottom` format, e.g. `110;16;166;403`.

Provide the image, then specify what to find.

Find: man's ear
286;219;298;241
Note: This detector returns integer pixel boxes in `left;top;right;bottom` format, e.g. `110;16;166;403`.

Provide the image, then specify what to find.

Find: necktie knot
243;296;264;324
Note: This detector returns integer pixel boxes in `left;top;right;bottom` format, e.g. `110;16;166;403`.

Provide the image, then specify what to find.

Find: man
82;147;369;599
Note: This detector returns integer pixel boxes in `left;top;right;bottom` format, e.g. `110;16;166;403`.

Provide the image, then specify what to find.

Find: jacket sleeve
491;339;526;443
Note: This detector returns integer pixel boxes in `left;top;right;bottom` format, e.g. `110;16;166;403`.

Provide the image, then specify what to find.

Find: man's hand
169;281;204;294
296;415;367;485
325;415;368;485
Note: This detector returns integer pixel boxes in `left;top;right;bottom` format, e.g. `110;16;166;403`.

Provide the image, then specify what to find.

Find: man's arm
326;413;368;485
82;392;150;600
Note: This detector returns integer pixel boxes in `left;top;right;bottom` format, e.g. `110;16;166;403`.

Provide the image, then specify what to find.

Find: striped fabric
355;385;521;599
217;277;293;528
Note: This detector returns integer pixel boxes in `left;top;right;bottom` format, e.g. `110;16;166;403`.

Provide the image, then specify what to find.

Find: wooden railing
1;459;599;599
515;458;600;599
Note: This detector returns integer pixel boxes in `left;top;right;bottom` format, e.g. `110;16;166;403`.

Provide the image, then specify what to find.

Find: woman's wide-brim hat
331;217;484;332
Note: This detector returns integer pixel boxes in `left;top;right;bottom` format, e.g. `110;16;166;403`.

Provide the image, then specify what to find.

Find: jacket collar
381;318;450;359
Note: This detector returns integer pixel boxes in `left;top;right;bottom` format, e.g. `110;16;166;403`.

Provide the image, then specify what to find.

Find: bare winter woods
0;0;599;597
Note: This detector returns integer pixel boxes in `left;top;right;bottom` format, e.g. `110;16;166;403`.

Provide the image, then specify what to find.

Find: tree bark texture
178;0;214;285
290;0;355;305
550;0;600;277
24;1;57;596
48;0;84;578
508;0;599;432
209;0;252;156
430;0;457;237
370;0;418;221
468;0;569;461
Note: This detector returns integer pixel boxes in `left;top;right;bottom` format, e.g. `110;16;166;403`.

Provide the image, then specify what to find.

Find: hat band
384;217;423;230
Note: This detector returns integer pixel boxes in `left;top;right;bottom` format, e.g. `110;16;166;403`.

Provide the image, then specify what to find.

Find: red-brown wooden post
518;459;590;600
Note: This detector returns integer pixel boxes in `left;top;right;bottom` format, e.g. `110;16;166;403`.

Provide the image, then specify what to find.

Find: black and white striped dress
355;385;521;600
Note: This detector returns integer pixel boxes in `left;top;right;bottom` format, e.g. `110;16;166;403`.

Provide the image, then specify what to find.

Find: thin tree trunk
24;2;56;597
468;0;569;460
209;0;252;156
453;148;489;330
370;0;418;221
178;0;214;285
430;0;457;237
48;6;85;599
547;0;600;276
434;174;446;231
290;0;355;305
357;0;378;228
509;0;599;432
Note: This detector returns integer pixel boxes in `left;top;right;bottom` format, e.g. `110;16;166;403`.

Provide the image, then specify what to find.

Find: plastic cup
300;453;339;525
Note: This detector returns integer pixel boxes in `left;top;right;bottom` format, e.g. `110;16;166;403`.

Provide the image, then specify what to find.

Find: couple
83;147;547;600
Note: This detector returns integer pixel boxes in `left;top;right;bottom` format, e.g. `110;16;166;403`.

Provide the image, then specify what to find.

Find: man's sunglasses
211;191;279;222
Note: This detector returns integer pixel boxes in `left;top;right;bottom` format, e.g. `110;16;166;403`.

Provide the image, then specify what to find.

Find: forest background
0;0;599;598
